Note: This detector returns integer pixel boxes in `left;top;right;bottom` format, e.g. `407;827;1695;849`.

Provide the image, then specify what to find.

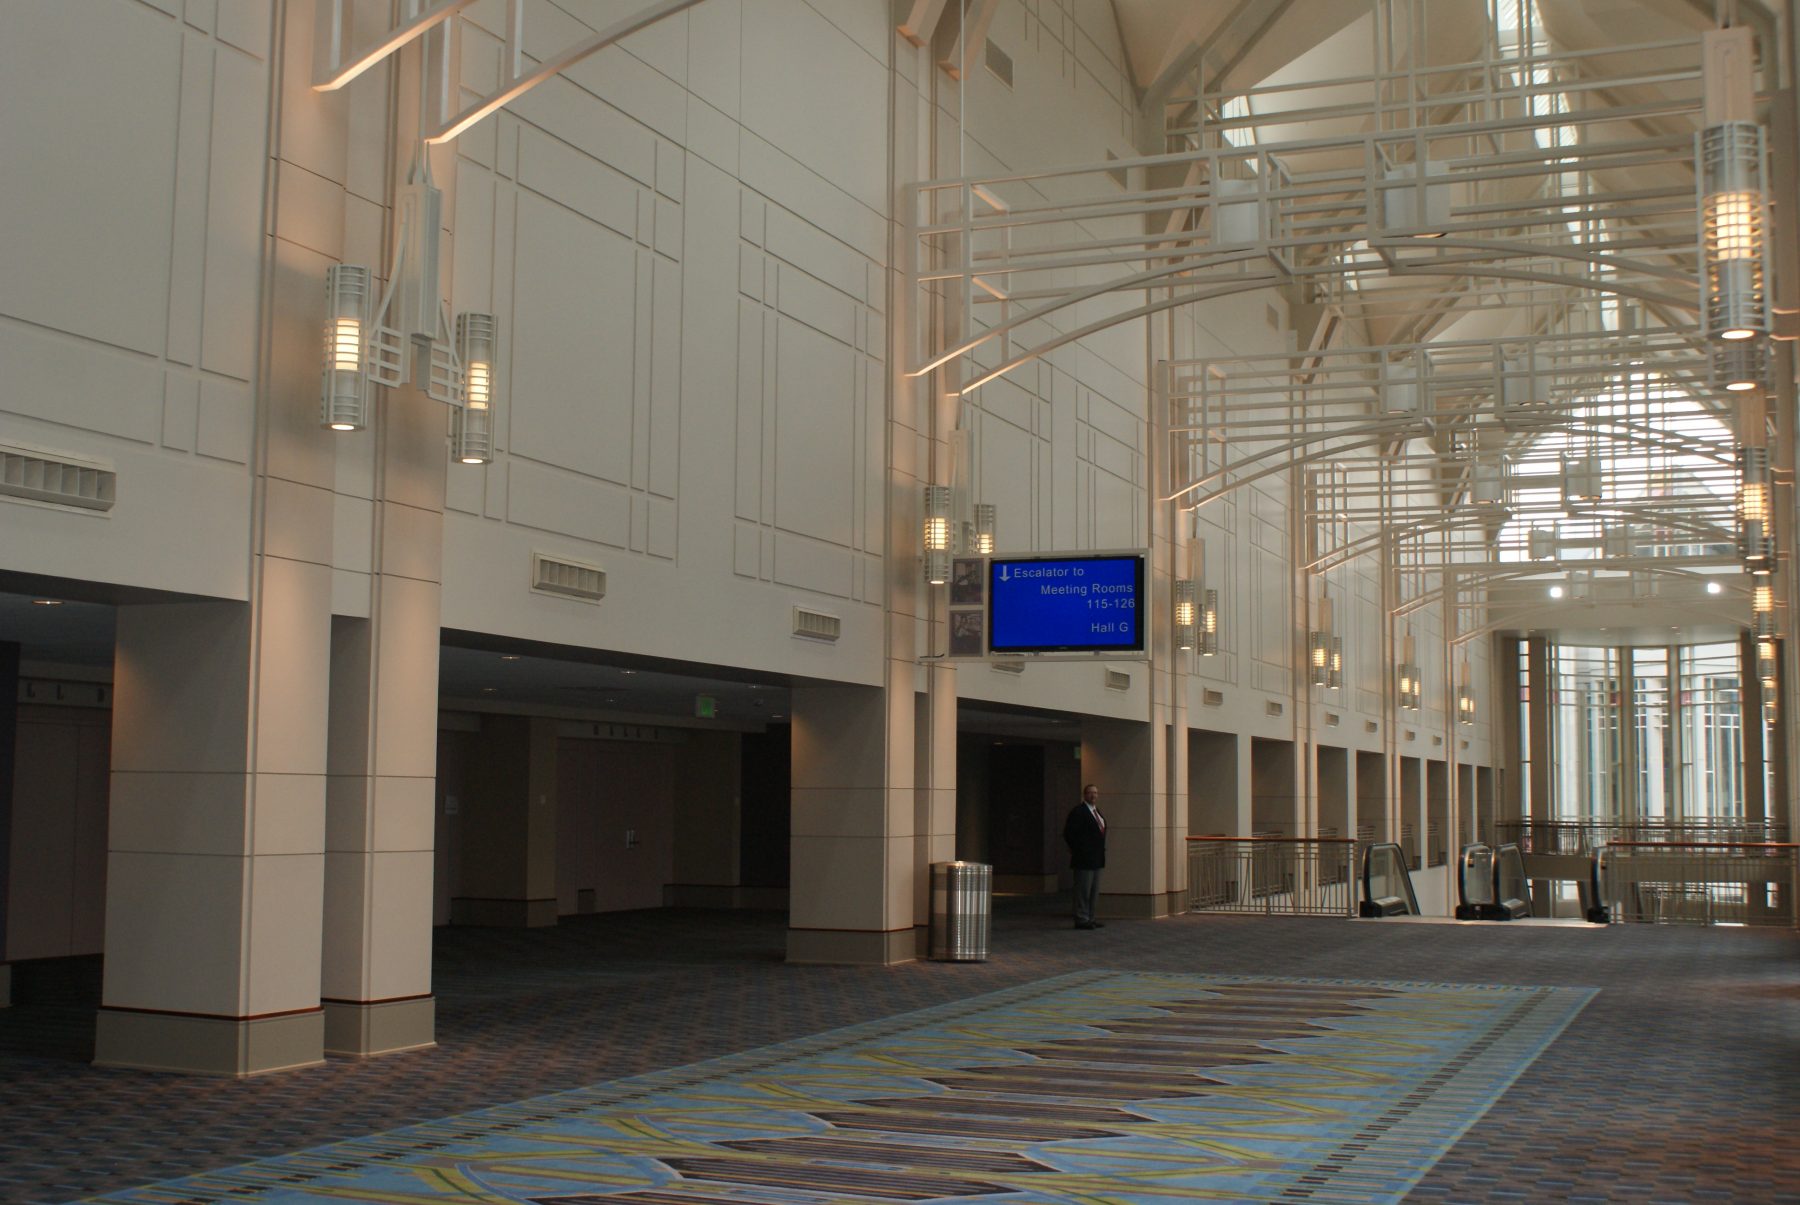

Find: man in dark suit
1063;783;1107;930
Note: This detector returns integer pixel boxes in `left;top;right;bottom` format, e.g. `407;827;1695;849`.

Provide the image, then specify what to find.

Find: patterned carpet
87;972;1593;1205
0;901;1796;1204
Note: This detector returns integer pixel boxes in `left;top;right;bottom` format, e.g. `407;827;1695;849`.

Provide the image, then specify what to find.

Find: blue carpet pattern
90;972;1593;1205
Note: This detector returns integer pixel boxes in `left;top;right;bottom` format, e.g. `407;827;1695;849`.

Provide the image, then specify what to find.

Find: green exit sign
695;695;717;719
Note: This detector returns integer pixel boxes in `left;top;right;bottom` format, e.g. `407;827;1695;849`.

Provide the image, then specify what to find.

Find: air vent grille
991;658;1025;674
1104;668;1131;691
531;553;606;602
0;445;116;512
1265;700;1284;717
1325;712;1341;727
1202;689;1224;707
792;606;841;642
984;39;1013;87
1365;721;1379;734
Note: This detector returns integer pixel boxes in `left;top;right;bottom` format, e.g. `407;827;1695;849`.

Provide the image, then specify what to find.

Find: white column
788;684;916;964
100;586;331;1075
1082;718;1175;919
450;716;559;927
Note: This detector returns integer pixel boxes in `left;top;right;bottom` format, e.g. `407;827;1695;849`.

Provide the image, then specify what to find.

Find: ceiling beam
897;0;952;48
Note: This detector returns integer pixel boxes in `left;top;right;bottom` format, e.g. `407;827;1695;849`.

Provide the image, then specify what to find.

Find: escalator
1358;842;1421;916
1453;842;1534;919
1583;847;1611;923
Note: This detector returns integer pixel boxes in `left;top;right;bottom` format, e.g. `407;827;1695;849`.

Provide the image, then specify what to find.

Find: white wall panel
196;376;252;465
198;41;267;383
765;207;869;304
1;3;180;358
776;265;857;347
649;256;683;499
216;0;271;58
162;375;199;453
773;318;856;548
740;0;888;212
506;460;632;548
517;127;639;237
0;324;165;445
735;301;766;522
773;532;854;598
167;29;216;369
513;74;658;185
508;193;638;485
739;132;885;262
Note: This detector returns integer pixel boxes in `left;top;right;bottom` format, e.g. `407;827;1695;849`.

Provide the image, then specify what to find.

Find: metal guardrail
1185;837;1359;917
1597;842;1798;927
1500;820;1789;857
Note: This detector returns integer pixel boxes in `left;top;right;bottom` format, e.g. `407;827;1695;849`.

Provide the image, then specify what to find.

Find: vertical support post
1527;637;1552;829
1741;632;1767;829
0;641;17;1007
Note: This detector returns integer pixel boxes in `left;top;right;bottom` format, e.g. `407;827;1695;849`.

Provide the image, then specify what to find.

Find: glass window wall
1525;641;1750;825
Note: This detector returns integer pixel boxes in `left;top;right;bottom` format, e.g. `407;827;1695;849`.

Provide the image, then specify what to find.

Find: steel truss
908;34;1714;396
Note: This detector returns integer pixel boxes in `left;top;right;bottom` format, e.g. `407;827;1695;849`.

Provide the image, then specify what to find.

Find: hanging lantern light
1701;122;1770;342
1753;580;1776;639
1329;636;1344;689
1397;628;1421;711
923;485;952;585
1174;579;1197;652
1198;588;1220;656
972;503;996;556
1739;446;1773;574
322;265;371;431
451;312;497;464
1757;637;1778;693
1714;339;1768;394
1310;594;1332;687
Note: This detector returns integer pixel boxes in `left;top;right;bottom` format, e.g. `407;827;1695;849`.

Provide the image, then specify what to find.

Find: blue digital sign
988;553;1146;655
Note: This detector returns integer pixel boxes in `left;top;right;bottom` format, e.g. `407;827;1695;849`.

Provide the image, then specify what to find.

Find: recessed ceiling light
500;654;522;661
481;687;497;693
1706;581;1723;595
32;599;62;606
1548;585;1565;599
620;669;636;675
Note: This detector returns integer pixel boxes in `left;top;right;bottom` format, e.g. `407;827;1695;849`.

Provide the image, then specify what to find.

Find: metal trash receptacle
929;861;992;961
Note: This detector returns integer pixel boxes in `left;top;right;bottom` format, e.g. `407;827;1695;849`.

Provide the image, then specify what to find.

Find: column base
662;884;790;910
993;874;1058;894
1098;891;1184;920
786;927;916;965
451;897;558;927
94;1007;325;1076
322;996;436;1057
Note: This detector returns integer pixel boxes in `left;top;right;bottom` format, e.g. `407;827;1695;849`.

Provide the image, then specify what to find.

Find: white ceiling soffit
1538;0;1715;48
1113;0;1371;102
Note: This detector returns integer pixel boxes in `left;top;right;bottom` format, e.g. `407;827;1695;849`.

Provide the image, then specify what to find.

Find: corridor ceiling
908;0;1785;647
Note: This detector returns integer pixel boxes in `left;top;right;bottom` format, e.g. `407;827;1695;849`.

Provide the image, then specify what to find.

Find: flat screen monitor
987;552;1146;655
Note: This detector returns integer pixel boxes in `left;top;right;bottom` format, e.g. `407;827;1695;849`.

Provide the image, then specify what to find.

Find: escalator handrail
1360;841;1421;915
1458;843;1495;909
1493;842;1532;916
